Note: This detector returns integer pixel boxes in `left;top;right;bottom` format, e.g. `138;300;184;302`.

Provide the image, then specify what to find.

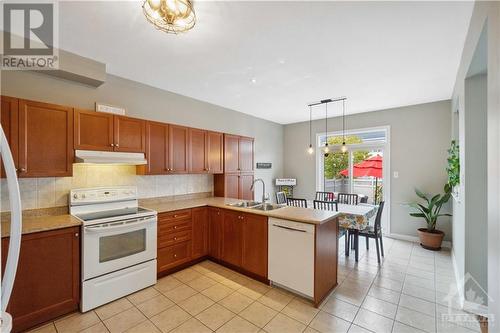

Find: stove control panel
70;186;138;205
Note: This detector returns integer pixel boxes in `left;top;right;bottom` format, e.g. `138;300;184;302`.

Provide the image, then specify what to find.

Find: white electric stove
70;186;157;312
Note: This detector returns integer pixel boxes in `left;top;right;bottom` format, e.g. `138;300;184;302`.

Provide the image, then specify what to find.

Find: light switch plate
393;171;399;178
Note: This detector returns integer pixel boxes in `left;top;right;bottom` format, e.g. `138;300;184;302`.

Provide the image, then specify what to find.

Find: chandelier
143;0;196;34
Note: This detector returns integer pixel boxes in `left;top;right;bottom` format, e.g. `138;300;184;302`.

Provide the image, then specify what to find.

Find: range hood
75;150;147;165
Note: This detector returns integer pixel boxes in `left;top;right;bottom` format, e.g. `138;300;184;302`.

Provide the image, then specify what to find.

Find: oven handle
84;216;156;233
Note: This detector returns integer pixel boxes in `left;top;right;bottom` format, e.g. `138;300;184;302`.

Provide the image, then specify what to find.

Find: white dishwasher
268;217;315;298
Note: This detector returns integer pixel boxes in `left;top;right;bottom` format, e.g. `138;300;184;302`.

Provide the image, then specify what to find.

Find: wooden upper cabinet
18;100;73;177
224;134;240;173
239;173;254;201
169;125;188;173
114;115;146;153
140;121;169;175
1;96;19;177
189;128;207;173
239;137;254;173
221;209;243;267
207;131;223;174
242;214;268;278
74;109;114;151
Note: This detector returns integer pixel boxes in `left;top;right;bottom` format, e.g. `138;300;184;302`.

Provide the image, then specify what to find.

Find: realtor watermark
1;1;59;70
440;273;492;329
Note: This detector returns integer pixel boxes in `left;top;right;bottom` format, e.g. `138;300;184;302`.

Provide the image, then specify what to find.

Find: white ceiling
59;1;473;124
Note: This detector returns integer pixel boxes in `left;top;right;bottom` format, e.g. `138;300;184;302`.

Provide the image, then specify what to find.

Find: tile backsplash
0;164;213;212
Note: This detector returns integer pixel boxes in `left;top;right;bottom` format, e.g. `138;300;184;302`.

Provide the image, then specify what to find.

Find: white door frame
315;125;391;234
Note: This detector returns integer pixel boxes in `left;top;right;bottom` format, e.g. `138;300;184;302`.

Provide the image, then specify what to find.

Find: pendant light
341;98;348;153
307;106;314;154
323;102;329;155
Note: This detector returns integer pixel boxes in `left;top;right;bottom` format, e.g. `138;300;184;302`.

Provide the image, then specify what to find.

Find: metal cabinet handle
115;144;119;147
75;233;79;237
17;168;26;173
173;254;177;258
174;226;178;229
174;237;177;241
174;214;178;218
110;143;115;147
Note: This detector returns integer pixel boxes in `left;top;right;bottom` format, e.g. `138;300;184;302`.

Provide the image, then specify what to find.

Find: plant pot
417;228;445;251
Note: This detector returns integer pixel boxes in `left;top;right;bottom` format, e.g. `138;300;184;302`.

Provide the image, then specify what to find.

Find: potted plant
409;184;452;250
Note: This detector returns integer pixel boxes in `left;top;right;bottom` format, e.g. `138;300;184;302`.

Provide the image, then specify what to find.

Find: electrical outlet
393;171;399;179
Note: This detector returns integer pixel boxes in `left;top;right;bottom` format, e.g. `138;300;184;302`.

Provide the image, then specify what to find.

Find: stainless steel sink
226;201;261;208
251;203;283;211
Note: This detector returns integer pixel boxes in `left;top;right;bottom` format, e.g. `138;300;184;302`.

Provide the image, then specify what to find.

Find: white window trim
315;125;392;235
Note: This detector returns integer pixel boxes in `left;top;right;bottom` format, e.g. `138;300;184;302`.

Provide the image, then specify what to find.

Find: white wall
283;101;452;240
450;1;500;321
1;70;284;204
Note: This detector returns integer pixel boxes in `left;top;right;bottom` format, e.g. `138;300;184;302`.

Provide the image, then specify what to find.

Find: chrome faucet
250;178;267;204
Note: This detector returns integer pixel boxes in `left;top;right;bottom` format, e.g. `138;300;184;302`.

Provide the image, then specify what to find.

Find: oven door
83;215;157;281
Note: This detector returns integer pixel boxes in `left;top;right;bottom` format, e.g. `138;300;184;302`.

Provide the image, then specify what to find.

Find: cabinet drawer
159;218;192;234
159;209;192;222
158;230;191;248
158;241;192;272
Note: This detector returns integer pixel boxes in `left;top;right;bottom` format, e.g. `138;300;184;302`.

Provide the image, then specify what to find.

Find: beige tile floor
29;237;483;333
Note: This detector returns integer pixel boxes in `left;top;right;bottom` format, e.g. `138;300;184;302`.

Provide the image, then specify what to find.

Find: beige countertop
140;197;340;225
1;214;81;238
0;196;339;238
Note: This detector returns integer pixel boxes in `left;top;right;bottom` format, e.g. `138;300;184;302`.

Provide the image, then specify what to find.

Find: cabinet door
221;210;243;267
224;134;239;173
169;125;188;173
18;100;73;177
208;207;223;259
189;128;207;173
239;136;254;173
192;207;208;258
1;96;19;177
207;131;223;174
141;121;168;174
74;109;114;151
114;115;146;153
239;173;254;200
242;214;268;278
225;174;240;199
1;227;80;333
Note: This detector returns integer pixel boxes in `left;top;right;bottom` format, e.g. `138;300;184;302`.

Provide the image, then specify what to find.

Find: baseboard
387;233;452;249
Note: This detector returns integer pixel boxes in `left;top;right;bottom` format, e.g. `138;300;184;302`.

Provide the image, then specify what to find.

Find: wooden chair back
315;191;335;202
337;193;359;205
286;198;308;208
313;200;338;211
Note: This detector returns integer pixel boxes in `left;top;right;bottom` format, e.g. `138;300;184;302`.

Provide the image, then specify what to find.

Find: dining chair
313;200;338;211
359;201;385;263
286;197;308;208
315;191;335;202
360;196;368;204
276;191;287;204
313;200;349;255
337;193;359;205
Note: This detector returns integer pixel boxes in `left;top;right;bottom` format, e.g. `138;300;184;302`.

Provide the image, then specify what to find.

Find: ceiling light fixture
341;99;348;153
323;102;329;156
307;97;347;156
143;0;196;34
307;105;314;155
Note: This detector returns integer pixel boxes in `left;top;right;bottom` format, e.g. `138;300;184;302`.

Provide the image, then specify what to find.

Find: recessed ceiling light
251;78;257;84
278;59;285;64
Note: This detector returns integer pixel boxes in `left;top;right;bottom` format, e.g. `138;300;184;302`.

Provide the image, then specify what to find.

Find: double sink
226;201;283;211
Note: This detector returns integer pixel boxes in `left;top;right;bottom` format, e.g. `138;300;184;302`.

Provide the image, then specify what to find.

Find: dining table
307;200;379;261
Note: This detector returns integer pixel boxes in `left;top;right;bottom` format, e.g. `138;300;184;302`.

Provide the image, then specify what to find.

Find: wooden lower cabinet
157;207;268;281
157;210;193;274
208;207;223;260
192;207;208;258
1;227;80;333
221;210;243;267
242;214;268;278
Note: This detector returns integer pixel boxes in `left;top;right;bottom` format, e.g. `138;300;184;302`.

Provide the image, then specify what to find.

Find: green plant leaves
447;140;460;188
409;186;452;230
